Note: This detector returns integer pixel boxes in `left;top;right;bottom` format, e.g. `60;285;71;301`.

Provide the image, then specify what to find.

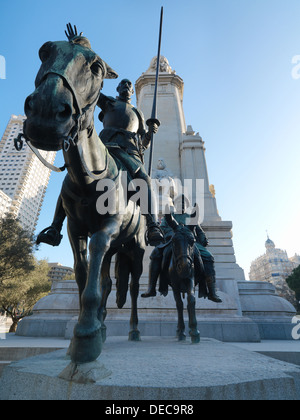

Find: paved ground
0;336;299;400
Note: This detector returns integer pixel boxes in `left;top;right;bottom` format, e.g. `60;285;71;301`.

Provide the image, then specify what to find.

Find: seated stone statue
152;158;177;215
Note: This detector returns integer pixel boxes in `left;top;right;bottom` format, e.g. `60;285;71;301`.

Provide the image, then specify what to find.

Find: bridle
174;252;194;268
172;232;195;269
15;68;108;181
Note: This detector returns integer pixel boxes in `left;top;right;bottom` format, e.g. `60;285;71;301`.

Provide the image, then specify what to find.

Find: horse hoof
128;330;141;342
177;333;186;341
71;329;103;364
190;332;200;344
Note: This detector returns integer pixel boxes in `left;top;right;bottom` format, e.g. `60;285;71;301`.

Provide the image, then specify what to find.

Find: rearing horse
21;32;146;364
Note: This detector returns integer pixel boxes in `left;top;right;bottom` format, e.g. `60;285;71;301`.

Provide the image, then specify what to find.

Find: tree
0;259;51;332
0;215;51;331
0;214;35;286
286;265;300;312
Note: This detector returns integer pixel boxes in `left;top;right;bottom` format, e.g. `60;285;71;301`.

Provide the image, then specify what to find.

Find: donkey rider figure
37;77;164;247
141;196;222;303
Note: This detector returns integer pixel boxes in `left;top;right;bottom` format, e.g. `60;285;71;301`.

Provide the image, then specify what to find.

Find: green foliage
0;214;35;285
0;258;51;331
286;265;300;311
0;215;51;331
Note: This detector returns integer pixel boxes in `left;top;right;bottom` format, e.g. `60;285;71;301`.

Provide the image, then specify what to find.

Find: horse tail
115;251;132;309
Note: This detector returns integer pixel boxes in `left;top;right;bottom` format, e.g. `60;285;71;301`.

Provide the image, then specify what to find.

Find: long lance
147;6;164;177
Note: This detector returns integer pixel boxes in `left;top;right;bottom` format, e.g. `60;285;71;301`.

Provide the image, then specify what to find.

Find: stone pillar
135;56;185;179
180;126;221;222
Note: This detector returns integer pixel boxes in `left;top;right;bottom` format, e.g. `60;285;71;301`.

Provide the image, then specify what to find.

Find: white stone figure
146;56;176;75
152;158;177;215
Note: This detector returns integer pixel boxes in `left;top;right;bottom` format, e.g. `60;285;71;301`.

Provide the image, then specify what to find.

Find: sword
147;6;164;177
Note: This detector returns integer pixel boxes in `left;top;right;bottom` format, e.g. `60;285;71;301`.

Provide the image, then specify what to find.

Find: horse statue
160;214;206;343
18;28;147;364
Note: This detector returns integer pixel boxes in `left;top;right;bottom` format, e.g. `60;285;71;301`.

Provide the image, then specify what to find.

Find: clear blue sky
1;0;300;278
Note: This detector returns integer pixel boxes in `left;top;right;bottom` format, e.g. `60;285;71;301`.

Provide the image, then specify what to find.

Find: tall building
0;115;56;232
249;236;298;307
48;263;74;282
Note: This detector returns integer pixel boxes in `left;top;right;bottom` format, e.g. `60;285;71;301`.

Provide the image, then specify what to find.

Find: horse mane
173;225;195;243
70;36;92;49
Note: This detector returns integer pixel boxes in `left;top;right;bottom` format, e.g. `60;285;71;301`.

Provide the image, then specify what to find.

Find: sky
1;0;300;279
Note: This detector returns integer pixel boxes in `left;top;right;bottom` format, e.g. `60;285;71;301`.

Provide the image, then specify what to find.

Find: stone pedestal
1;337;300;400
17;273;295;343
238;281;297;339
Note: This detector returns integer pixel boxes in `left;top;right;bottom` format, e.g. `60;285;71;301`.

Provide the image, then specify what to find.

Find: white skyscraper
0;115;56;232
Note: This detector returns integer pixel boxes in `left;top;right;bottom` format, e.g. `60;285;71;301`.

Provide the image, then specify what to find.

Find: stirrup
36;226;63;247
141;290;157;298
208;292;223;303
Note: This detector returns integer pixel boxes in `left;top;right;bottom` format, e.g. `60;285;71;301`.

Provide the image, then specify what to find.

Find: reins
14;73;108;181
14;132;67;173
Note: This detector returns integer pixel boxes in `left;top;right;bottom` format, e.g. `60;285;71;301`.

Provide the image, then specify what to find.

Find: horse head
24;32;118;151
165;213;196;279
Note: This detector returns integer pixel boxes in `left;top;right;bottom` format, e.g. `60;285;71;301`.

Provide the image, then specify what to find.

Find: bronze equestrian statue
19;25;163;364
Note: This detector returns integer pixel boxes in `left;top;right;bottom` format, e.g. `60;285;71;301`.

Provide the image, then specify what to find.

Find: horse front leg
187;282;200;344
71;219;119;364
66;221;88;357
98;250;114;343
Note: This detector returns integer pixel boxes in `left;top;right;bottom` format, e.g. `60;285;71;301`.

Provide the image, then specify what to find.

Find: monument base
1;337;299;400
16;277;296;343
64;316;260;343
